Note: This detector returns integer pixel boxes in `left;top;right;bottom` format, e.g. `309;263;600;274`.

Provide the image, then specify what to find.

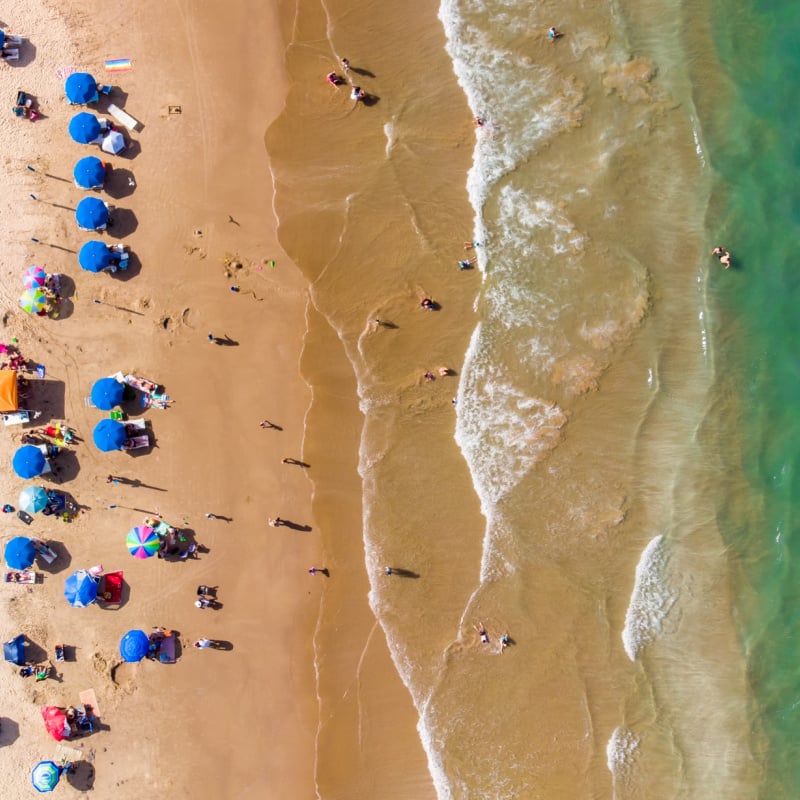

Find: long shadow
385;567;420;578
206;514;233;522
278;519;312;532
282;459;310;468
211;335;239;347
209;640;233;651
0;717;20;746
350;66;376;78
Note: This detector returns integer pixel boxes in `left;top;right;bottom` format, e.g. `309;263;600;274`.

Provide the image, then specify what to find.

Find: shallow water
265;0;797;795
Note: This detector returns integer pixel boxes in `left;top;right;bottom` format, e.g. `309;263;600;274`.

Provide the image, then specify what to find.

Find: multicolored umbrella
31;760;62;793
41;706;70;741
4;536;36;569
90;377;124;410
92;418;126;451
64;569;99;608
19;288;46;315
23;265;47;289
19;486;49;514
126;526;159;559
12;444;47;478
119;629;150;662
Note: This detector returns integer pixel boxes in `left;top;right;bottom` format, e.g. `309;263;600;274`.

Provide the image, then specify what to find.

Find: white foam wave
606;726;640;781
622;535;677;661
454;324;568;511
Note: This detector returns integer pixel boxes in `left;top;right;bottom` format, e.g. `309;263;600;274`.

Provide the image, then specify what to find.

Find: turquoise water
710;1;800;794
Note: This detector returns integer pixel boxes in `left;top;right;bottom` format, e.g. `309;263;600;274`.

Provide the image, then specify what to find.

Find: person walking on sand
268;517;284;527
341;57;350;73
193;638;212;649
106;475;121;484
309;567;329;576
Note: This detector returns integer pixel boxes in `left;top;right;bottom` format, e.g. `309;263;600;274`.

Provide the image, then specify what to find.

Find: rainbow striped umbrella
126;525;159;559
23;266;47;289
31;760;61;792
19;288;46;315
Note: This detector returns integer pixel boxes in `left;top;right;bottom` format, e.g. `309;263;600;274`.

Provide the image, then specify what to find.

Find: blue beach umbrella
12;444;46;478
4;536;36;569
65;72;99;104
64;569;99;608
75;197;108;231
3;634;26;665
78;240;113;272
31;760;62;793
19;485;49;514
119;629;149;662
73;155;105;189
68;112;101;144
91;377;124;410
92;418;126;451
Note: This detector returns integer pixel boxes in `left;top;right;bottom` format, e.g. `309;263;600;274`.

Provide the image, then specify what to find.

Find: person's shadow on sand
211;335;239;346
278;519;312;532
349;66;376;78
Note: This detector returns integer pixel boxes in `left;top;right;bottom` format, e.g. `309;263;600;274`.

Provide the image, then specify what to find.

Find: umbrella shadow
103;166;136;200
116;139;141;161
47;449;80;484
22;636;47;664
51;296;74;321
66;760;95;791
0;717;20;746
35;539;71;574
113;252;142;282
106;207;138;238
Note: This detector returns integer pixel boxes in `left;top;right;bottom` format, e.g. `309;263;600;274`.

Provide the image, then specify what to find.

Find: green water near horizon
707;0;800;794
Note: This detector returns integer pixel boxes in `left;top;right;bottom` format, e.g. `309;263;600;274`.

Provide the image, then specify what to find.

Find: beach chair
4;570;35;584
6;35;23;46
107;103;140;132
54;644;65;662
79;688;100;717
2;410;30;426
124;418;147;433
123;435;148;451
84;396;96;408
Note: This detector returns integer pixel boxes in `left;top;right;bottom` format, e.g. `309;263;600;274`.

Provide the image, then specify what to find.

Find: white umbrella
101;130;125;154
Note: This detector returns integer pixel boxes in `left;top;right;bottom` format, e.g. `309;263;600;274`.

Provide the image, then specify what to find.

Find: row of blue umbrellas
20;73;122;796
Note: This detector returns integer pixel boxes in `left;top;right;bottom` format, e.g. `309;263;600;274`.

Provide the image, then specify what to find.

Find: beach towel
104;58;132;72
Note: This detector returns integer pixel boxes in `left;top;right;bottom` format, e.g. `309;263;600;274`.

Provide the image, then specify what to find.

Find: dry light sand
0;0;437;796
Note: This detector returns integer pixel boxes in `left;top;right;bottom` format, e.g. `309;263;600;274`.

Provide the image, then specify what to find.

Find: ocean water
266;0;798;795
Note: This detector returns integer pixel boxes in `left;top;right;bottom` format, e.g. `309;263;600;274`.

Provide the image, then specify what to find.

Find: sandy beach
0;0;418;796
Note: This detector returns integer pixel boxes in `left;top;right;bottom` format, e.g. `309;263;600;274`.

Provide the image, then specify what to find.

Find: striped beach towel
104;58;132;72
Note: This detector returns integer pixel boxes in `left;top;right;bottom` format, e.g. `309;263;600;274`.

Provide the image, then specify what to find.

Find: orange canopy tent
0;370;18;412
